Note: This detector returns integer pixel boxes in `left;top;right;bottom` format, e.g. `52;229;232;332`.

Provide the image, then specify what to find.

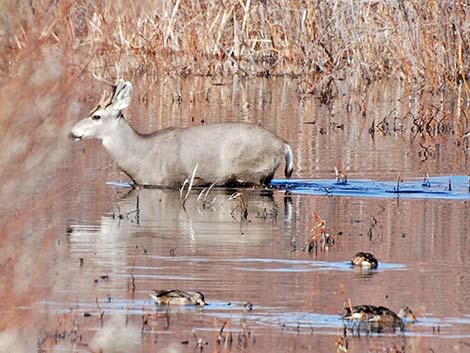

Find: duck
149;290;206;306
351;252;378;269
342;305;416;331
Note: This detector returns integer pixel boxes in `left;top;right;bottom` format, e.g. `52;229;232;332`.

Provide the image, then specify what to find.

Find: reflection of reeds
237;320;255;351
228;191;248;221
214;319;233;352
335;335;348;353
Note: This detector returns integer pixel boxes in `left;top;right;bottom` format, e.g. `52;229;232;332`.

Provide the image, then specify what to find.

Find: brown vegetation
0;2;469;352
305;212;335;253
1;0;469;91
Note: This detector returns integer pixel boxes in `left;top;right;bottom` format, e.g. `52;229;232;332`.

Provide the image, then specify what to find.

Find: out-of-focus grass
0;2;92;339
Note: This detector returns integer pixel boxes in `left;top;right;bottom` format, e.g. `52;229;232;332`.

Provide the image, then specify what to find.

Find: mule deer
69;80;293;187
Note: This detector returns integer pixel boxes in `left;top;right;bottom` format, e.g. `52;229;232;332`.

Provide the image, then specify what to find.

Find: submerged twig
228;192;248;221
192;330;208;352
95;296;104;327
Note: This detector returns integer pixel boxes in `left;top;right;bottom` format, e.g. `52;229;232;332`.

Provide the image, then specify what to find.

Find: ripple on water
143;256;405;273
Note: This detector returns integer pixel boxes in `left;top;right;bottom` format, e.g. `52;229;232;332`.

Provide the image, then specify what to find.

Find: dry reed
1;0;469;92
305;212;335;253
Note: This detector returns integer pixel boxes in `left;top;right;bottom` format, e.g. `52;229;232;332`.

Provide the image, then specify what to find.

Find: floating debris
394;174;402;193
422;173;431;187
335;167;348;185
94;274;109;283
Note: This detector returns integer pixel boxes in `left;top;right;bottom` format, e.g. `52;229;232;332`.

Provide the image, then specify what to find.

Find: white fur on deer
69;80;293;187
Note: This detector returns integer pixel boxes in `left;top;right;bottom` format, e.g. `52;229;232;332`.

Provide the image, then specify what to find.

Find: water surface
2;78;470;353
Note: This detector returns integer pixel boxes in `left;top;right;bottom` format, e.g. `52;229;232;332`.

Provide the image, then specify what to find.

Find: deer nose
68;131;82;141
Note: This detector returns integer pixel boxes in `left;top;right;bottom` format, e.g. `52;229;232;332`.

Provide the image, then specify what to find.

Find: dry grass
1;0;469;91
304;212;335;253
2;4;466;350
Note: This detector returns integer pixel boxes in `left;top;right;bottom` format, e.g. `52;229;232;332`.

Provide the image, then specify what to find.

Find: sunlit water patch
272;175;470;200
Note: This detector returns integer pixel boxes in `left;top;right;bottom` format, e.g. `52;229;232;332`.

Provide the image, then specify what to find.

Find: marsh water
3;78;470;353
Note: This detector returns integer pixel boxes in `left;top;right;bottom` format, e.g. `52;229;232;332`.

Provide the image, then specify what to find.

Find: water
272;175;470;200
42;185;470;352
2;77;470;352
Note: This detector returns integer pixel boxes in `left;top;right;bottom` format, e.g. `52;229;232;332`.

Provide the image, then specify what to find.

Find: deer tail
284;144;293;178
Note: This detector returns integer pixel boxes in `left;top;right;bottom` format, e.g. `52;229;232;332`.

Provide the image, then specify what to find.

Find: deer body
69;80;293;187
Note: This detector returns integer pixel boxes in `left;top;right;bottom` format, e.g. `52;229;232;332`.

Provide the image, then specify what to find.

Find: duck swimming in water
351;252;378;269
149;290;206;306
342;304;416;331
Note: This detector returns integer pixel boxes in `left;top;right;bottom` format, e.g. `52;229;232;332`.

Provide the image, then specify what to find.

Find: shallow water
42;184;470;352
2;77;470;352
272;175;470;200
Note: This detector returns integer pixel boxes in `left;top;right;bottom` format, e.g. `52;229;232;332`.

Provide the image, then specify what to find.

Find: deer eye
92;114;101;120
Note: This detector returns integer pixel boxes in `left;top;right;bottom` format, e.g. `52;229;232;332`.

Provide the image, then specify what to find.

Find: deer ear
111;80;133;111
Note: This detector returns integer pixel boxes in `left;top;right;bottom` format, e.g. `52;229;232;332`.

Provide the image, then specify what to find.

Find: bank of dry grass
1;0;469;92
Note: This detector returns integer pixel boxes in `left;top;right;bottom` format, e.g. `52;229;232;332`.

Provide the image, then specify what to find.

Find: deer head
69;80;133;142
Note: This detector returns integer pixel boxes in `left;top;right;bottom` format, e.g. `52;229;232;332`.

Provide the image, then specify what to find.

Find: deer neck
101;117;146;179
